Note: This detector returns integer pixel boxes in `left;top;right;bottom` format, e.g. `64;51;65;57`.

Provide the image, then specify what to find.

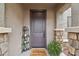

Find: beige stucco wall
56;4;71;28
71;3;79;26
23;4;55;47
0;3;5;27
5;3;24;55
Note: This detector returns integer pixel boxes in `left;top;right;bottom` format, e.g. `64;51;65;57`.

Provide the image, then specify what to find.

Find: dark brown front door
30;10;46;48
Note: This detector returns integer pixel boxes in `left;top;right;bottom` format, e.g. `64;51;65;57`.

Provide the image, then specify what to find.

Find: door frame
30;9;47;48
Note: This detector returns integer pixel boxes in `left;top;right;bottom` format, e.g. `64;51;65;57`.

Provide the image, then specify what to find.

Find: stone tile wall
68;32;79;56
0;34;8;56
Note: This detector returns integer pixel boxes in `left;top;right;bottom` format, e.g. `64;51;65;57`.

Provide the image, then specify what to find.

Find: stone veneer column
0;34;8;56
68;32;79;56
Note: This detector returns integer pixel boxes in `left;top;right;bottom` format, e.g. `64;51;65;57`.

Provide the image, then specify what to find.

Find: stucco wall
23;4;55;47
5;3;24;55
0;3;5;27
71;3;79;26
56;4;71;28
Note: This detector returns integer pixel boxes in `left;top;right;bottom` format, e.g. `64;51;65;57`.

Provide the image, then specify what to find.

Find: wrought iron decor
21;26;30;52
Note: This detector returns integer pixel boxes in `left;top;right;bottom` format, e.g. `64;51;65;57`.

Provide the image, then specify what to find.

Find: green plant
48;40;62;56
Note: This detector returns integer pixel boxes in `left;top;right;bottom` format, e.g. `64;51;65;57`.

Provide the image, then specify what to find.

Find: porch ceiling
21;3;58;9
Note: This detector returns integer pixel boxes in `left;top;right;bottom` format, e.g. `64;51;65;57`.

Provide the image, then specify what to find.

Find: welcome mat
30;48;48;56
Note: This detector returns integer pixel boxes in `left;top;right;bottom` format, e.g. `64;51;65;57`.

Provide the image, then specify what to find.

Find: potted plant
48;40;62;56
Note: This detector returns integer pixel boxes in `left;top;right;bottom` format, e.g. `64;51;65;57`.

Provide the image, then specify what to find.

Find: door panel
30;10;46;48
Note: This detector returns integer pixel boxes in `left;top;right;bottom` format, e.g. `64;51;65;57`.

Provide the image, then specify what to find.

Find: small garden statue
21;26;30;52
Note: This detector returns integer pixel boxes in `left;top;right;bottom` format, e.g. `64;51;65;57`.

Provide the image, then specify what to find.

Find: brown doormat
30;48;48;56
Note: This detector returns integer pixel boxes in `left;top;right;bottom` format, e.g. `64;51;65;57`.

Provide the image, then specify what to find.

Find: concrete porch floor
20;48;66;56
